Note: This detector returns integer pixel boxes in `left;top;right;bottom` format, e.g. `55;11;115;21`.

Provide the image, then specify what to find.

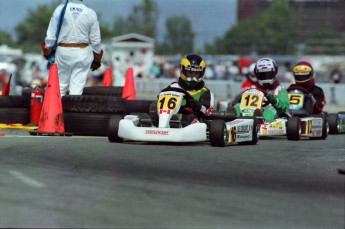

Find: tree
15;3;56;52
0;30;13;46
157;15;194;55
129;0;158;38
206;0;298;55
111;16;130;37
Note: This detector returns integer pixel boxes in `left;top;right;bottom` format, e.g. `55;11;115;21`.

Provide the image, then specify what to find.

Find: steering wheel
287;85;310;94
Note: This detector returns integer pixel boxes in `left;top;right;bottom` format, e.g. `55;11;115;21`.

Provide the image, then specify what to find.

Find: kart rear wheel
328;113;339;134
209;119;226;147
287;116;301;141
107;115;123;143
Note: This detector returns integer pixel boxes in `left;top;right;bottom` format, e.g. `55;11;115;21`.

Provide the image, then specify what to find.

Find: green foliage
206;0;299;55
4;0;345;55
157;15;194;55
130;0;158;38
15;4;56;52
0;30;13;46
111;16;129;37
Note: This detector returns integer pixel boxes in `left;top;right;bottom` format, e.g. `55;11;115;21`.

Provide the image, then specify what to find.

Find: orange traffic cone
122;67;136;100
1;74;12;96
102;67;112;86
29;63;72;136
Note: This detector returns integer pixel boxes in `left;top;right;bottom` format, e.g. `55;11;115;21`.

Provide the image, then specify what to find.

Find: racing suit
287;82;326;114
234;81;290;122
44;0;102;96
150;78;215;127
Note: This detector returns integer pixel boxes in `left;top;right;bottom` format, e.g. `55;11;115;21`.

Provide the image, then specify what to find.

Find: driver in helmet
233;57;290;122
241;62;258;92
150;53;215;127
287;61;326;114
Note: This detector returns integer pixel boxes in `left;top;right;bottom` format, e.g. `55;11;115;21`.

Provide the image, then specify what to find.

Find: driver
287;61;326;114
232;57;290;122
150;53;215;127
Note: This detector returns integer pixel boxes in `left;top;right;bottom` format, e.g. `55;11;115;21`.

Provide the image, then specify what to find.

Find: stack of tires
62;86;155;136
0;86;156;136
0;89;31;124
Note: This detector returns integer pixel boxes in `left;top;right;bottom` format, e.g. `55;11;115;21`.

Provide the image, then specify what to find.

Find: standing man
41;0;103;96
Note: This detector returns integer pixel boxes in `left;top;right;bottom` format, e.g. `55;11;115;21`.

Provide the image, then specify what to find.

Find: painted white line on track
9;170;45;188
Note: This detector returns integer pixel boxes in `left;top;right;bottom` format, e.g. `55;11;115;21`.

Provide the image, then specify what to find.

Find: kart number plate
240;89;264;111
157;92;182;113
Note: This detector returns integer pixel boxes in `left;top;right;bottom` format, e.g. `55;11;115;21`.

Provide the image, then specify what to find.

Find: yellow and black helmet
180;54;206;87
293;61;314;83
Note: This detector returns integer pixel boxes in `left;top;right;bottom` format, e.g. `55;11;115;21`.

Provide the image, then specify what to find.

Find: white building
105;33;155;86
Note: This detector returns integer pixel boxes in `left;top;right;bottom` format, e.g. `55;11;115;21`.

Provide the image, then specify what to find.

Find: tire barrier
62;95;127;113
82;86;123;97
0;95;30;108
0;108;30;124
63;112;123;136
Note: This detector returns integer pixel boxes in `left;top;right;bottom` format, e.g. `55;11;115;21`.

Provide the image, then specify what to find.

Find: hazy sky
0;0;237;49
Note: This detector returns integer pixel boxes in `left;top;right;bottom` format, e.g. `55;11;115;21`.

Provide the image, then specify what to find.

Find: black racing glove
186;97;202;112
91;50;103;71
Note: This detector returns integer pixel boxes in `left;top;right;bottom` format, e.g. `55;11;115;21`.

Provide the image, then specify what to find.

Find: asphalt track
0;128;344;228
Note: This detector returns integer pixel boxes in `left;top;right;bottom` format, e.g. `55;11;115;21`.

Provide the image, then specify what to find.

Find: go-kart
238;88;328;140
107;87;260;147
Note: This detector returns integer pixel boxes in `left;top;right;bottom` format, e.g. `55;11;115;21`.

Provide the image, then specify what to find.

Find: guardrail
135;78;345;106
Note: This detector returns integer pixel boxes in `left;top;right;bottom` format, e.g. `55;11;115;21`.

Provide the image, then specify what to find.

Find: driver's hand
187;97;202;111
266;93;278;106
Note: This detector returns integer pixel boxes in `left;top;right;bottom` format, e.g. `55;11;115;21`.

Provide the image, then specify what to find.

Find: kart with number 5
238;88;328;140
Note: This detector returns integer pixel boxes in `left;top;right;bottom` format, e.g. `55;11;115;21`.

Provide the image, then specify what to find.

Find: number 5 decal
288;94;303;106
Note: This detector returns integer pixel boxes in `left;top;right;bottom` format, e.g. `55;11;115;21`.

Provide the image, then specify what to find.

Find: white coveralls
45;0;102;96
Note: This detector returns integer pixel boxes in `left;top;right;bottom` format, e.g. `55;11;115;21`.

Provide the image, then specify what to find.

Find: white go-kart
107;88;260;146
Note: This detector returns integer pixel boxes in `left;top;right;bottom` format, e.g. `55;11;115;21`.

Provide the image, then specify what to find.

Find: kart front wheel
287;116;301;140
209;119;226;147
328;113;339;134
107;115;123;143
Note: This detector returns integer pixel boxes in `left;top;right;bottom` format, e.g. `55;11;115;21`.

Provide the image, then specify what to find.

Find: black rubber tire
0;96;30;108
287;116;301;140
328;113;339;134
125;100;156;114
0;108;30;124
62;95;126;113
107;115;124;142
209;119;225;147
63;112;118;136
82;86;123;97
